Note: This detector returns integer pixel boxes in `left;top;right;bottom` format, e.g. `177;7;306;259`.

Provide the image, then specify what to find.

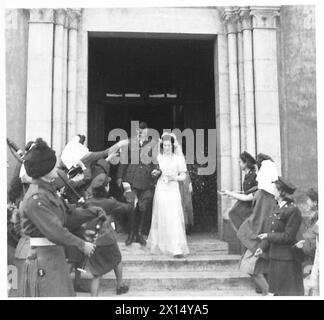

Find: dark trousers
132;188;154;235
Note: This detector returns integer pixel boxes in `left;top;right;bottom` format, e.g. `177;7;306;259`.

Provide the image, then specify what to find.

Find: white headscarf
61;136;89;170
256;159;278;195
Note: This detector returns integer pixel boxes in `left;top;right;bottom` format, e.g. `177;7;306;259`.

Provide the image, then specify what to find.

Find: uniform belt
29;237;56;247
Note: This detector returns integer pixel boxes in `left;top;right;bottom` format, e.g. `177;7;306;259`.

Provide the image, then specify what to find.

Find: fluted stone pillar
76;11;88;138
61;16;69;147
239;7;256;157
223;8;241;191
67;9;80;141
237;19;247;153
214;33;232;235
25;9;54;144
52;9;67;154
251;6;281;172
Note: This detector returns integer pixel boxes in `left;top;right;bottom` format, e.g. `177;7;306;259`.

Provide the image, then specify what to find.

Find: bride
147;133;190;258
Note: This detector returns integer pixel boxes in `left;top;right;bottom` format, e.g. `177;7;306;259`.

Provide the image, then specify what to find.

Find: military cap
273;176;297;195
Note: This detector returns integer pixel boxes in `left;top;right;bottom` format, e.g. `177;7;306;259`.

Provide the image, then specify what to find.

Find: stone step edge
119;255;241;262
76;271;248;280
77;290;258;297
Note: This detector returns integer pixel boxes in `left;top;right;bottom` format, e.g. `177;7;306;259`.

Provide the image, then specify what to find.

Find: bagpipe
6;137;25;164
7;137;87;207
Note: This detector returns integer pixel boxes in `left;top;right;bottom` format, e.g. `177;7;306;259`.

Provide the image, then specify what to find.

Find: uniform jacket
16;179;101;259
85;192;135;246
259;201;302;261
117;137;159;190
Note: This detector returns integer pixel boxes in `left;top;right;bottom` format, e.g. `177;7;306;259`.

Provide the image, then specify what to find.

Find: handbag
239;249;258;275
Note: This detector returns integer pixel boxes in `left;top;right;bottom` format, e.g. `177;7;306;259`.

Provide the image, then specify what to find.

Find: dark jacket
117;137;159;190
243;168;257;194
259;202;302;261
85;192;135;246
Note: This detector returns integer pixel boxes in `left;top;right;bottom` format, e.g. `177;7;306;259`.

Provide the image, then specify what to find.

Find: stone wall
278;5;317;199
6;9;29;186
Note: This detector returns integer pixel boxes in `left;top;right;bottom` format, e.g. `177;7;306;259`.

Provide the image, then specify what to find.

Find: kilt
87;242;122;277
268;259;304;296
15;239;75;297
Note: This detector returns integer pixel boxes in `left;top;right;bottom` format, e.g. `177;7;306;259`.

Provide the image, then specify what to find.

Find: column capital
250;6;281;29
29;8;55;23
238;7;252;30
223;7;240;34
54;9;67;26
67;8;82;30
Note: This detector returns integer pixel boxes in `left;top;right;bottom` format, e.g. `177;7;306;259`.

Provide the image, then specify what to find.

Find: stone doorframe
24;6;282;239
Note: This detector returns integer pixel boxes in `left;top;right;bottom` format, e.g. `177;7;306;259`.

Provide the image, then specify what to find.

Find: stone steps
77;289;258;297
78;270;254;293
75;235;255;297
117;255;241;272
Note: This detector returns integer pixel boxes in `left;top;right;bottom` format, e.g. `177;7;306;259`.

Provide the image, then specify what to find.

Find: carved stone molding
250;6;280;29
67;8;82;30
223;7;239;34
29;8;55;23
55;9;67;26
239;7;252;30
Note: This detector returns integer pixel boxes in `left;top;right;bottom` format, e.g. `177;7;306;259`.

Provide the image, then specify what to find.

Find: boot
125;232;135;246
135;232;147;246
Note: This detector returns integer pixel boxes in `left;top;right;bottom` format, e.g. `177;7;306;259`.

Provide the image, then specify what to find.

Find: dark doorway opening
88;35;217;232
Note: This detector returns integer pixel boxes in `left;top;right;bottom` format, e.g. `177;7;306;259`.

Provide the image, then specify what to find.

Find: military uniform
117;137;159;236
259;201;304;295
15;179;101;297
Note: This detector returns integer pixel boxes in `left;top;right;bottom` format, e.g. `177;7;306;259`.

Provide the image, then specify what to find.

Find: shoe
255;287;262;294
116;285;129;295
125;233;135;246
74;283;90;293
136;233;147;246
173;254;185;259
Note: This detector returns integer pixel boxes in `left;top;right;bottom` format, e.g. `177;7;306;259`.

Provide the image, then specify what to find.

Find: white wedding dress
147;153;190;256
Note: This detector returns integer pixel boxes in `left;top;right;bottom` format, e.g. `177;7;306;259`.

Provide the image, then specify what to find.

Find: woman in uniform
256;177;304;296
236;153;279;295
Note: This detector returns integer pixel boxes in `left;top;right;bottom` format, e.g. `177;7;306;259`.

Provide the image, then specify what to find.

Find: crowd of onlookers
219;151;319;296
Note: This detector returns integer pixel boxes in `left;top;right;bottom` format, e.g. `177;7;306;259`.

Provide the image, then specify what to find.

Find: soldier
15;138;105;297
116;122;160;246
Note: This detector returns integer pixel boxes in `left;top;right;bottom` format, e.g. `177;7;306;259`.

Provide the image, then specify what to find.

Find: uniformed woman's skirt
87;242;122;277
268;259;304;296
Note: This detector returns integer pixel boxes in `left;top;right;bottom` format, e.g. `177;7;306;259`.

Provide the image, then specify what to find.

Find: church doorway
88;35;217;233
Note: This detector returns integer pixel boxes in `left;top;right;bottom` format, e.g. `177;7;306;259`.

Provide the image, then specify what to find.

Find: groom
116;122;160;246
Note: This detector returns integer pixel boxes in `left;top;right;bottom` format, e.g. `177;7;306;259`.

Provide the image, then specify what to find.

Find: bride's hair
160;134;175;153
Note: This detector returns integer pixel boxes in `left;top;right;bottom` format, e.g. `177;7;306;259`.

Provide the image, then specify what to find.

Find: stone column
223;8;241;191
76;11;88;138
52;9;67;154
25;9;54;144
67;9;80;141
61;16;69;147
239;7;256;157
251;6;281;172
214;34;232;237
237;18;247;153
